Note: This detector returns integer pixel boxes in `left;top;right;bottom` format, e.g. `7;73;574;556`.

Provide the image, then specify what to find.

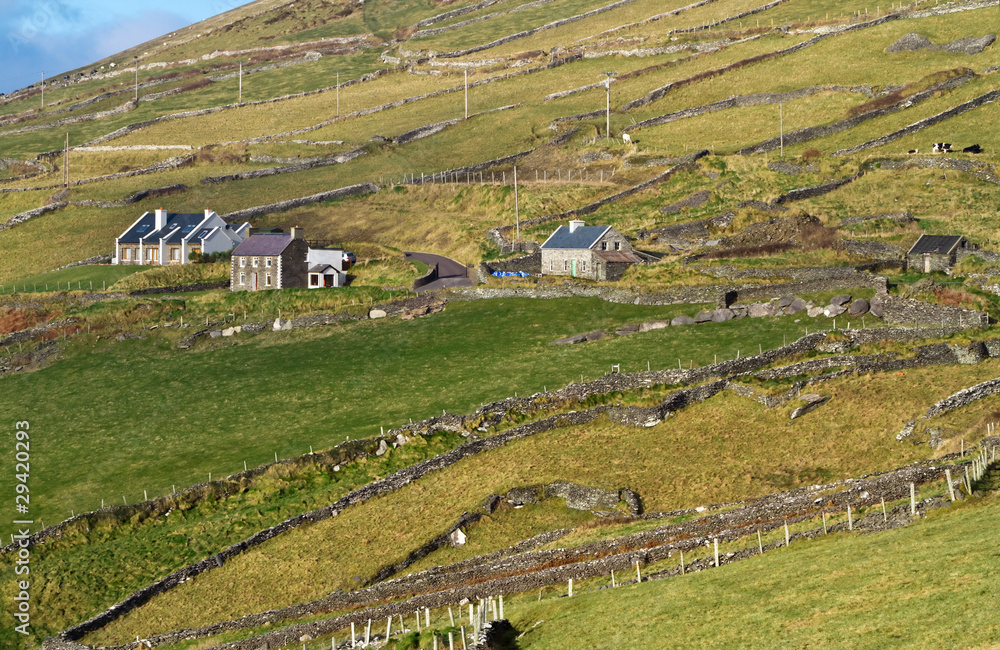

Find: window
265;258;272;268
581;261;587;272
615;241;621;250
550;260;555;271
564;260;569;271
601;242;607;250
252;257;259;267
239;273;245;285
310;274;320;287
240;257;246;267
265;274;272;287
123;248;131;261
171;248;179;261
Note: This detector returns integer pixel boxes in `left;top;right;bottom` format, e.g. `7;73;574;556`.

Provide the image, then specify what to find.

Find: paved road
404;251;475;293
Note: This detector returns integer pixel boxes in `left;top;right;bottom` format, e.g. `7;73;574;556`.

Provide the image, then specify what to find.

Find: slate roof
232;233;293;256
908;235;965;255
118;212;206;244
308;264;338;273
540;225;611;249
161;216;206;244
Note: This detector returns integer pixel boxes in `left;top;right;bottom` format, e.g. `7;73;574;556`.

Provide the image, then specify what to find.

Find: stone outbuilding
540;220;642;281
906;234;973;273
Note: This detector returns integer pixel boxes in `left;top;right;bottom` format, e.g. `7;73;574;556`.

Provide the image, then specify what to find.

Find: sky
0;0;255;94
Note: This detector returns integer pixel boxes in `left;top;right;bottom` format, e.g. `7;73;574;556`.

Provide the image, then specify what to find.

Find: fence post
636;560;641;583
461;625;467;650
910;482;916;515
946;468;955;501
847;504;853;531
568;578;573;597
757;530;763;554
881;497;887;522
714;538;719;566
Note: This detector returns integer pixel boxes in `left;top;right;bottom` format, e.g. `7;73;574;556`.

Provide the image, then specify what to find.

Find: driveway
404;252;475;293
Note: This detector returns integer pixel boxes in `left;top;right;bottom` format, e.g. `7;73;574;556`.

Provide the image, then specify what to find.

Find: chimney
568;219;585;233
204;208;213;220
290;226;303;240
155;208;167;231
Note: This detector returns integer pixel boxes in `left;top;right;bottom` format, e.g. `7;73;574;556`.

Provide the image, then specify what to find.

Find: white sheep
622;133;632;145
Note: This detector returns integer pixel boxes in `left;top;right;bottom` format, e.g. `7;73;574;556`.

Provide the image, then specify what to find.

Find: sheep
622;133;632;145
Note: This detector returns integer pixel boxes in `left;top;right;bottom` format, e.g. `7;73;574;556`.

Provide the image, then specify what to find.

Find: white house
113;208;250;265
306;247;347;288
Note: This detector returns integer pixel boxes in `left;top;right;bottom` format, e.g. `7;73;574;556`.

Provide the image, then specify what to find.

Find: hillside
4;0;1000;647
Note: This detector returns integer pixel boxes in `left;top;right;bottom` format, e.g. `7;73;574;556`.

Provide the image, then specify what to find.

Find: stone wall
483;252;541;275
413;263;440;290
221;182;379;222
871;293;988;327
128;281;228;296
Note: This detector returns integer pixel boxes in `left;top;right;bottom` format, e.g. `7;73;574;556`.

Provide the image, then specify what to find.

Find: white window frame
265;274;272;287
265;258;272;268
240;257;246;267
171;248;179;261
564;260;569;271
123;247;131;261
239;272;245;285
615;241;621;251
252;257;259;267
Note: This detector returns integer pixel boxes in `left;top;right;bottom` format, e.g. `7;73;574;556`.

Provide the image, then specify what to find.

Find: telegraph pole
238;60;243;104
40;72;44;111
64;132;69;186
134;57;139;102
464;67;468;118
514;166;520;242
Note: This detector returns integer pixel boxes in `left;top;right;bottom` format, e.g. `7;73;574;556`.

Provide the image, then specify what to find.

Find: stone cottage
540;220;641;281
230;227;346;291
114;208;249;265
906;234;973;273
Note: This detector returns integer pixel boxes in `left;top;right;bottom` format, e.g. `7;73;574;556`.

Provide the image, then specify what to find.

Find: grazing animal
907;149;919;154
932;142;952;153
963;144;983;154
622;133;632;145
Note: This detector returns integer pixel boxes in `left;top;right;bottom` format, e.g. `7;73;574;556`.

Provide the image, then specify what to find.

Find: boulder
375;439;388;456
824;304;847;318
776;296;795;308
551;333;589;345
789;394;831;420
786;297;808;314
671;315;696;326
807;306;825;318
748;303;776;318
943;34;996;55
447;527;467;547
585;330;607;341
615;323;640;335
369;309;387;319
887;33;933;52
694;311;714;323
712;308;735;322
209;330;222;338
869;294;885;318
222;327;236;337
506;485;541;506
639;320;670;332
848;298;870;316
830;294;852;307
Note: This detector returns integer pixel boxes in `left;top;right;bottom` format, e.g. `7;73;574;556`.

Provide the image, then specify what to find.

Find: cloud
93;11;190;60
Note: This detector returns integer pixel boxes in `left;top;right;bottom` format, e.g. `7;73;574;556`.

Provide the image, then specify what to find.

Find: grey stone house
230;227;347;291
906;234;973;273
540;220;641;281
230;228;309;291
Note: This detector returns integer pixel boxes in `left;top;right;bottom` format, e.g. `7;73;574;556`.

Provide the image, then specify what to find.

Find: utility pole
134;57;139;102
40;71;44;111
514;166;520;242
464;67;468;119
64;132;69;186
238;60;243;104
601;72;617;139
779;101;784;158
336;71;340;116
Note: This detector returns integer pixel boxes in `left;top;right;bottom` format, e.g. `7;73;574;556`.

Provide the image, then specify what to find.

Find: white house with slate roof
540;219;642;281
113;208;250;265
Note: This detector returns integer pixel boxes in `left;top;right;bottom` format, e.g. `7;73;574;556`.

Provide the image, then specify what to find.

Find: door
252;273;258;291
571;259;577;278
597;262;605;281
923;253;930;273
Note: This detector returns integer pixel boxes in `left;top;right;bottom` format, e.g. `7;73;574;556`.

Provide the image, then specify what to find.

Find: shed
906;235;972;273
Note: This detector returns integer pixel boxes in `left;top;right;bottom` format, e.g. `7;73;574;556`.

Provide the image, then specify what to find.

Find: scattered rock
209;330;223;338
824;304;847;318
786;297;808;314
585;330;606;341
369;309;387;319
943;34;995;55
375;439;388;456
776;296;795;308
660;190;711;214
807;306;825;318
448;527;467;547
848;298;870;316
869;293;886;318
887;33;933;52
711;308;735;322
694;310;714;323
748;303;776;318
615;323;640;335
830;294;852;307
790;394;831;419
671;315;696;326
639;320;670;332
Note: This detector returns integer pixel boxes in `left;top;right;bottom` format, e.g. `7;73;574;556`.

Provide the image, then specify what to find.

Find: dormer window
615;241;621;251
601;242;608;250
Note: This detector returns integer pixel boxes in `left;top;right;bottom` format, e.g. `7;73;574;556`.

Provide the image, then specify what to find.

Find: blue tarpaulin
491;271;531;277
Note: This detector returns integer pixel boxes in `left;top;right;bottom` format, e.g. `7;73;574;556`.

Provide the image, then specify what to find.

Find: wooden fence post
784;522;790;546
351;622;355;648
910;482;916;515
847;504;853;531
757;530;763;554
568;578;573;597
636;560;642;583
881;497;887;522
449;606;455;627
946;468;955;501
714;538;720;566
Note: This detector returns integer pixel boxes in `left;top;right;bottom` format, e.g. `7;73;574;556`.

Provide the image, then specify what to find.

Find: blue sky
0;0;254;94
